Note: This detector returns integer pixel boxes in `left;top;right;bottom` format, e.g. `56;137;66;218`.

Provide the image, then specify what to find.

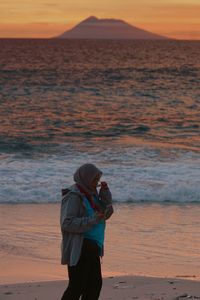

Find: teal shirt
83;195;106;251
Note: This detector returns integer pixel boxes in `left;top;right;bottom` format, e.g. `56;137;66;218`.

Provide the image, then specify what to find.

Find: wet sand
1;203;200;284
1;276;200;300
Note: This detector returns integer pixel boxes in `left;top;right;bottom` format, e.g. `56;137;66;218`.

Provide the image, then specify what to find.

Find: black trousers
61;239;102;300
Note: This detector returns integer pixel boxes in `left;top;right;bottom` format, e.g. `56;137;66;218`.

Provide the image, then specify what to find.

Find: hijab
73;163;102;195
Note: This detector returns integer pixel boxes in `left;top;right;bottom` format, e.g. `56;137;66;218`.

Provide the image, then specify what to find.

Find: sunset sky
0;0;199;39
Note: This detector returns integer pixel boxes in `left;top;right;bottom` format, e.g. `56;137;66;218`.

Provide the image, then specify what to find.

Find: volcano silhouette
57;16;168;39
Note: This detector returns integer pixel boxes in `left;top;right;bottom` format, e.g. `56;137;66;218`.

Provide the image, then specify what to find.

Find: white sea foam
1;145;200;204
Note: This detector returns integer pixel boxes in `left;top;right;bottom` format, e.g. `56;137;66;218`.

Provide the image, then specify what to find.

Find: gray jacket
60;184;113;266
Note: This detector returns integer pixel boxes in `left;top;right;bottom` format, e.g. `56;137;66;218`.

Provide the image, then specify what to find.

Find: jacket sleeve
99;186;112;205
98;186;114;220
104;204;114;220
60;193;101;233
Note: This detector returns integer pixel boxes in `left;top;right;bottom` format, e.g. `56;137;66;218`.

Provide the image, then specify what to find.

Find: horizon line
0;37;199;41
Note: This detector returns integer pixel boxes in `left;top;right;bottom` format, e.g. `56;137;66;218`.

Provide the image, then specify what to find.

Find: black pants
61;239;102;300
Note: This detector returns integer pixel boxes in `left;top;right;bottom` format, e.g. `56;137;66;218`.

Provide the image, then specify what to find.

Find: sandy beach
1;204;200;300
1;275;200;300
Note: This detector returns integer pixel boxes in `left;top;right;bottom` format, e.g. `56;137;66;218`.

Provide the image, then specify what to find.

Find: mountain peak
84;16;99;22
57;16;169;40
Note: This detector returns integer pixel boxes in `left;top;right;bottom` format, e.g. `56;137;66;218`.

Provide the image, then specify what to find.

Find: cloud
0;22;70;38
166;30;200;38
147;3;200;21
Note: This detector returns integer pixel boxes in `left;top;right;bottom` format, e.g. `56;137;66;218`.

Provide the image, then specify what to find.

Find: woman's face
90;173;101;190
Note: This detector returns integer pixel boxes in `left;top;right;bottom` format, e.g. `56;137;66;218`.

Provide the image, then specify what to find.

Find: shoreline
1;275;200;300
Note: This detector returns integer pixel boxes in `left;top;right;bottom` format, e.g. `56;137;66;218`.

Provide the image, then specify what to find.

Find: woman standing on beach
60;163;114;300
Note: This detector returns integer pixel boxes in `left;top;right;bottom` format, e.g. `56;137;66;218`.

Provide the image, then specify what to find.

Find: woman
60;163;114;300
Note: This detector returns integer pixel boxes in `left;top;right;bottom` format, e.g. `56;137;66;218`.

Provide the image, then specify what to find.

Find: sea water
0;39;200;204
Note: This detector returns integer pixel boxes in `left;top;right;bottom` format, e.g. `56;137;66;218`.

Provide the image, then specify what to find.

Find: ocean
0;39;200;283
0;39;200;204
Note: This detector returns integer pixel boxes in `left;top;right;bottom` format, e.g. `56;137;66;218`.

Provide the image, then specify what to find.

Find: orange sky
0;0;199;39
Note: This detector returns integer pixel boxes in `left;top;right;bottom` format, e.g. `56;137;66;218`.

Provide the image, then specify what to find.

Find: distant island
57;16;168;40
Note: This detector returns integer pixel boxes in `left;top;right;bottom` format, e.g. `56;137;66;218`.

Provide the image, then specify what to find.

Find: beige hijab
73;163;102;195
